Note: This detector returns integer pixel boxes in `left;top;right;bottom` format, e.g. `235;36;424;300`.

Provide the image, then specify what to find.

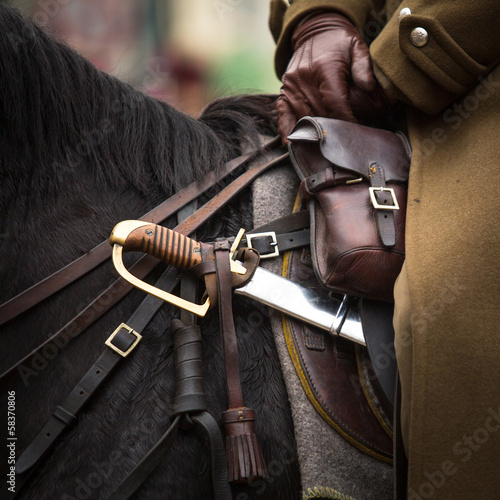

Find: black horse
0;5;300;499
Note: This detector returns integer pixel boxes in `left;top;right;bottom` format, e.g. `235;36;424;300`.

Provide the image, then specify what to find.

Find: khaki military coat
270;1;500;498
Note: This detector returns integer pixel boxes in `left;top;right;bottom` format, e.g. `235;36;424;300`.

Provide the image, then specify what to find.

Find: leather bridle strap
0;149;288;392
1;266;182;499
0;137;280;327
109;320;232;500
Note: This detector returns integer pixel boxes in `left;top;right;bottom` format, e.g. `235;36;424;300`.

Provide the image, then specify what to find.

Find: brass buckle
105;323;142;357
369;187;399;210
246;231;279;259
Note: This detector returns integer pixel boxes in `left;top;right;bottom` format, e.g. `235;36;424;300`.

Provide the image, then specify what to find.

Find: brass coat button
410;27;429;47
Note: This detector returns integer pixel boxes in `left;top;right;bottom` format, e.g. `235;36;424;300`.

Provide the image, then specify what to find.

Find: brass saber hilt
109;221;211;316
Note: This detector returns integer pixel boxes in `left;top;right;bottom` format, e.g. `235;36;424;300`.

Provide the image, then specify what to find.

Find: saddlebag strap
2;267;181;499
0;136;280;327
214;241;268;484
109;320;232;500
0;149;289;392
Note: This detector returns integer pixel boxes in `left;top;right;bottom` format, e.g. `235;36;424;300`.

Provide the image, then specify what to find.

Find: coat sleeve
370;0;500;114
270;0;382;78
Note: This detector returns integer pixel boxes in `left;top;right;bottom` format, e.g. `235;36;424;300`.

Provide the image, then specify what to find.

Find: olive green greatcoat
270;1;500;498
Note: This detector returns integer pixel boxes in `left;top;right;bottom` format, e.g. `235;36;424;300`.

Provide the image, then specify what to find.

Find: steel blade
234;266;365;345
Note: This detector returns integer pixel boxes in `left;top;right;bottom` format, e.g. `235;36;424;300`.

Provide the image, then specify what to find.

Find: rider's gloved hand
277;12;393;142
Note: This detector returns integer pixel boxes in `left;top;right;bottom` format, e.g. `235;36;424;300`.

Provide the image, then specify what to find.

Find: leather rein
0;138;297;499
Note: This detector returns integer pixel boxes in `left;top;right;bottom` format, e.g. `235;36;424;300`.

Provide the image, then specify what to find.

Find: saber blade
235;266;365;346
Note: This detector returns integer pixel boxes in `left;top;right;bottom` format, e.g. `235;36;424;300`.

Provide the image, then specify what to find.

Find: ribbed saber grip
110;221;205;270
170;319;207;417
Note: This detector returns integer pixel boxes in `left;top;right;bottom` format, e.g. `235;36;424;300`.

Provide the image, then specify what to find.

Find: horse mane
0;5;277;200
0;4;278;298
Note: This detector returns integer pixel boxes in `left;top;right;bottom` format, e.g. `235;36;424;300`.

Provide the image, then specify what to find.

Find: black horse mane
0;5;277;197
0;4;278;298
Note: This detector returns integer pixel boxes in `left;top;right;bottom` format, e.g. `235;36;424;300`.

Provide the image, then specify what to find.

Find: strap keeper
105;323;142;357
53;405;77;426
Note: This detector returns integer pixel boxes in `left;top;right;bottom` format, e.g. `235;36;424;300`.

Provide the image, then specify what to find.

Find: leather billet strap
367;162;398;247
1;266;182;499
0;148;289;391
243;210;311;258
213;241;268;483
0;137;281;328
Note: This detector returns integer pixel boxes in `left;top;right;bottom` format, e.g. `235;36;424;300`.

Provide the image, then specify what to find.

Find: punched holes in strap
367;162;398;248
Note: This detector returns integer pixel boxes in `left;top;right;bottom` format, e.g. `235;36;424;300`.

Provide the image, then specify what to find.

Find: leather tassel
222;407;268;483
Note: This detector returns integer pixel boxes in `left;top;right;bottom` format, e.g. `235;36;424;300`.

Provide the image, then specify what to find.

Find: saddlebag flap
288;117;411;301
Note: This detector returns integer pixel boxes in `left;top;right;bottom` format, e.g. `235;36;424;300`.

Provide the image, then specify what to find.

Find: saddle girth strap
214;241;268;483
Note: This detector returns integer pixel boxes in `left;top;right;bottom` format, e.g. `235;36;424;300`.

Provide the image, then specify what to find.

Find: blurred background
5;0;281;116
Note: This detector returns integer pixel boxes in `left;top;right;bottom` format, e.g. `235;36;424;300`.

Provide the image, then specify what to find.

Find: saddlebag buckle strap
105;323;142;357
246;231;279;259
368;187;399;211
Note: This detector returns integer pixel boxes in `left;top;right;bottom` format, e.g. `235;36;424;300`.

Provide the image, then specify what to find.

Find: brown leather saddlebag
288;117;411;301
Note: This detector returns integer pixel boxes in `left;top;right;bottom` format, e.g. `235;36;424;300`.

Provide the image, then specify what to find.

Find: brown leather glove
277;12;392;142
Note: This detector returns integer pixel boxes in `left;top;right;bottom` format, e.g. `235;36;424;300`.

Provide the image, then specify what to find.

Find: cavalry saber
110;221;365;346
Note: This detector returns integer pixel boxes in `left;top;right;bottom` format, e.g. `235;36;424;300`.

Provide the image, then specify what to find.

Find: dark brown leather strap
0;137;280;327
214;241;244;408
367;161;397;247
0;149;288;391
214;242;267;483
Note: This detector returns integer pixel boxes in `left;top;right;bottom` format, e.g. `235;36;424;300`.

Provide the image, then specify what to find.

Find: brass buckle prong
105;323;142;357
369;187;399;210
